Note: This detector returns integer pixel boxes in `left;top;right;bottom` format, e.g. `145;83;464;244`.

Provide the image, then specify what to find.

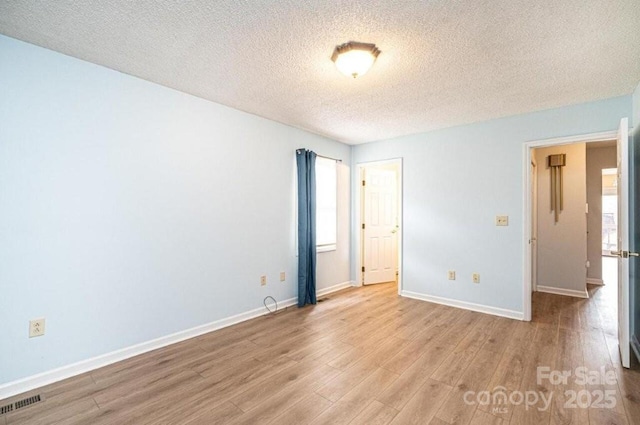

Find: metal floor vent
0;394;42;416
0;403;13;415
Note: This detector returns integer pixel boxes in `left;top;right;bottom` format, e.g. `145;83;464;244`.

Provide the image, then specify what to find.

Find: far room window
316;157;337;252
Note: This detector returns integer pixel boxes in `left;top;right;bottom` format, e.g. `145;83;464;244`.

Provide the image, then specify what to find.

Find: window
315;157;337;252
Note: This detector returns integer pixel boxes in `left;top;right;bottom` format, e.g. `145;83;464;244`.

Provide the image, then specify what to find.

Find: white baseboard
400;290;524;321
586;278;604;286
536;285;589;299
317;280;355;297
632;335;640;365
0;280;354;401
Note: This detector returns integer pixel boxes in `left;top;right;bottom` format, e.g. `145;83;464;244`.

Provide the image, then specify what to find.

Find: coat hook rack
548;154;566;223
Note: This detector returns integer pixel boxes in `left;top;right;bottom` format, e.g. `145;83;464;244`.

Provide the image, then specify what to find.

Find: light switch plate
496;215;509;226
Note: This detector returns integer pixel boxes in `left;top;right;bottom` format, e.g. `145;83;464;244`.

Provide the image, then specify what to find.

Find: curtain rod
297;148;342;162
317;154;342;163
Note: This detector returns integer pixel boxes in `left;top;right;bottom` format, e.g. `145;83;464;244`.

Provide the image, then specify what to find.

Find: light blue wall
352;95;632;314
0;35;351;384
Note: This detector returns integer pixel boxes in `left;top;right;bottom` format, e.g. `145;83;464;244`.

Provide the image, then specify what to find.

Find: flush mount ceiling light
331;41;381;79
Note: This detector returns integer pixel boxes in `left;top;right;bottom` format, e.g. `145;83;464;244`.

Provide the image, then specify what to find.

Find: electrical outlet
448;270;456;280
260;275;267;286
495;215;509;226
280;272;286;282
29;318;45;338
472;273;480;284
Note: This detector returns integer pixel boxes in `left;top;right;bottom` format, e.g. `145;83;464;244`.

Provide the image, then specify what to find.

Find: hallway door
615;117;634;368
362;166;398;285
631;120;640;364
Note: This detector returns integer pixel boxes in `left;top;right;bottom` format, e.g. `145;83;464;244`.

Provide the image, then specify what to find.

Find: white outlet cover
29;318;45;338
495;215;509;226
448;271;456;280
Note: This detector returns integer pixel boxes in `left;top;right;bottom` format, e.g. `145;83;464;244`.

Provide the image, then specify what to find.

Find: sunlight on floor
586;256;619;337
603;255;618;286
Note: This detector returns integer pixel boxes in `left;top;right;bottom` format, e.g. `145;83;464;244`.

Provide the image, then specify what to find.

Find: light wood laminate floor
2;281;640;424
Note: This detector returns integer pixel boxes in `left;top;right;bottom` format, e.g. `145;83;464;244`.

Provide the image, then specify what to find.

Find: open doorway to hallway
524;120;633;368
530;140;617;297
529;141;621;352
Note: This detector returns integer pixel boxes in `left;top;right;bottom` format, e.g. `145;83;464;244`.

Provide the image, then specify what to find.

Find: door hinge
362;180;366;186
362;223;365;230
361;266;365;272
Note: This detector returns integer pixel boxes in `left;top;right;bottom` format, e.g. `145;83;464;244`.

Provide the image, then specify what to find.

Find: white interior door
616;117;630;368
363;167;398;285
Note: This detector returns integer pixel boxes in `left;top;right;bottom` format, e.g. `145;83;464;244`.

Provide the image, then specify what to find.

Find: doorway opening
529;140;618;299
525;132;618;318
530;142;592;299
523;118;635;368
599;167;620;324
602;168;618;256
356;159;402;293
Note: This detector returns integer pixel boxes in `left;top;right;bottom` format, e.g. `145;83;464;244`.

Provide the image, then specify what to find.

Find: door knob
612;250;639;258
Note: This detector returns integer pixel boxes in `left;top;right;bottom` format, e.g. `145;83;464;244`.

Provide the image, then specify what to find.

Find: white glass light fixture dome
331;41;381;79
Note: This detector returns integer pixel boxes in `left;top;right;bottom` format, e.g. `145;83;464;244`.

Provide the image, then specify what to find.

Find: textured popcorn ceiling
1;1;639;144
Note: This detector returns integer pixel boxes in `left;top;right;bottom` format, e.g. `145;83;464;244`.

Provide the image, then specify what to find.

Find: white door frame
522;130;618;321
531;158;538;293
355;158;403;294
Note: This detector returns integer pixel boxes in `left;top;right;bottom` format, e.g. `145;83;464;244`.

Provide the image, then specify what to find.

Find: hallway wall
535;143;588;296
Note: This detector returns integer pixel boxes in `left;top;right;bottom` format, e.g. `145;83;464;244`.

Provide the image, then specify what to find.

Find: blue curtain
296;149;317;307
